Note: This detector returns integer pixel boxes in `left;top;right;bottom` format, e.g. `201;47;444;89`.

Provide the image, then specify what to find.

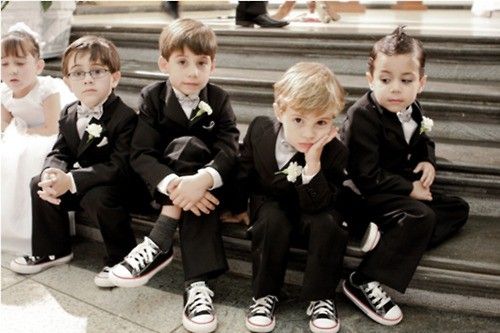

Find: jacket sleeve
348;107;413;196
43;108;75;173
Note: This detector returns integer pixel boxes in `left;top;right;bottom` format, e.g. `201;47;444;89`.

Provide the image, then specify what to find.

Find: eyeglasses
67;68;109;81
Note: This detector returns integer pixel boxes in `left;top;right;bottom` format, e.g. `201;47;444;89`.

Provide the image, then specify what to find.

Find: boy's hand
410;180;433;201
221;211;250;225
414;162;435;188
189;191;220;216
170;171;216;212
38;168;72;198
304;126;337;176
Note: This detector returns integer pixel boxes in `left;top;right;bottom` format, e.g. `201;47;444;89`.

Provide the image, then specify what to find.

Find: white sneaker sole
183;313;217;333
245;317;276;333
10;253;74;275
342;281;402;326
360;222;381;253
109;254;173;288
309;319;340;333
94;275;115;288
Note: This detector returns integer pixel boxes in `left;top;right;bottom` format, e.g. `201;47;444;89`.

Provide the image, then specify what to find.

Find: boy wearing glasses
10;35;137;289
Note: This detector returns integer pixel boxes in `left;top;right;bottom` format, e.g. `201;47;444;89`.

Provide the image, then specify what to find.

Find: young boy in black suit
225;62;348;333
341;26;469;326
109;19;239;333
10;36;138;288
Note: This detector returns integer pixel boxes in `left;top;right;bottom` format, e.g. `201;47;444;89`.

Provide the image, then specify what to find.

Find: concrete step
75;213;499;317
44;62;500;146
69;24;500;83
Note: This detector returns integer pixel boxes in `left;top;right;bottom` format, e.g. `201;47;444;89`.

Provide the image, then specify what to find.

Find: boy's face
1;53;44;98
63;52;120;108
158;47;214;96
366;53;426;113
275;104;335;153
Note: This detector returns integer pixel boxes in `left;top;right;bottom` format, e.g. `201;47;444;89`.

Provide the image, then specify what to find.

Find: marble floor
2;238;500;333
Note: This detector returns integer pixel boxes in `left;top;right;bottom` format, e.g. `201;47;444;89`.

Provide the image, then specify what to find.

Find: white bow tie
397;107;412;123
77;104;103;120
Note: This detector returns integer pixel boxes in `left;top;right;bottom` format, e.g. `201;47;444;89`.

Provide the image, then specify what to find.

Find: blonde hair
274;62;345;116
159;18;217;60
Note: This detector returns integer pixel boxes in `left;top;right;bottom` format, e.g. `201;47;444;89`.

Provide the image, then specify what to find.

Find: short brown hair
62;35;120;76
368;25;426;78
274;62;345;116
1;30;40;59
159;18;217;60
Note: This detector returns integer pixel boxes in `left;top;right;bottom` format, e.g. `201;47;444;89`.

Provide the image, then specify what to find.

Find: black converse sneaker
94;266;115;288
307;299;339;333
245;295;279;333
342;272;402;326
109;237;173;288
183;281;217;333
10;253;74;274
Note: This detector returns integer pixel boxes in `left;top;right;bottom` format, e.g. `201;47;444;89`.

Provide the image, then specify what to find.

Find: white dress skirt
1;76;76;254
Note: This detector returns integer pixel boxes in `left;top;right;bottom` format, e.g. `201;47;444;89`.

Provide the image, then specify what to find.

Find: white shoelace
306;300;335;317
364;281;391;310
249;296;278;317
186;283;214;316
124;238;158;271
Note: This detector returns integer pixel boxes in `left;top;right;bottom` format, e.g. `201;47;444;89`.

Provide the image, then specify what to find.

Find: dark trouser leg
358;194;436;293
250;201;292;299
300;210;348;301
31;175;74;257
236;1;267;20
80;185;136;266
179;210;228;282
426;194;469;248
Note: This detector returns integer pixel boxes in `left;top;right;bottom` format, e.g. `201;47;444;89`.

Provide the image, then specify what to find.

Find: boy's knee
163;136;212;175
30;175;42;195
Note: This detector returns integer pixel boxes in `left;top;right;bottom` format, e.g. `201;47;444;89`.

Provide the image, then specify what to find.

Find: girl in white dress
1;24;75;254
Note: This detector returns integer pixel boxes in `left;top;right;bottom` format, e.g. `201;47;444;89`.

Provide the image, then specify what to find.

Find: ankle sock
149;215;179;251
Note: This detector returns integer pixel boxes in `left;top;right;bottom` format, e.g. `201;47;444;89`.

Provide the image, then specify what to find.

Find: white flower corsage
86;123;103;142
419;116;434;134
276;161;303;183
191;101;213;121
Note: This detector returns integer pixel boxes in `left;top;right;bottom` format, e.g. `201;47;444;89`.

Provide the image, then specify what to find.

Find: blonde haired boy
226;62;348;333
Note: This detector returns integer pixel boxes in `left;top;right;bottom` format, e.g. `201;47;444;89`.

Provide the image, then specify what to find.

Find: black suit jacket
131;80;239;197
233;116;348;217
44;93;137;194
341;91;436;196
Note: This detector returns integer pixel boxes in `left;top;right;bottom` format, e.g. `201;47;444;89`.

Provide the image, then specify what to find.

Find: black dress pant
250;200;348;301
30;175;136;266
152;136;228;281
358;193;469;293
236;1;267;20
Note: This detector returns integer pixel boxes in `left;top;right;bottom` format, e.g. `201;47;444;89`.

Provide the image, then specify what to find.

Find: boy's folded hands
168;172;220;216
37;168;73;205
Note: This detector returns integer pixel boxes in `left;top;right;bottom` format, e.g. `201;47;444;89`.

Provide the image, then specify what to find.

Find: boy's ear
158;55;169;74
418;74;427;93
365;71;374;90
63;75;71;88
273;102;282;121
210;58;216;73
36;59;45;74
110;71;121;88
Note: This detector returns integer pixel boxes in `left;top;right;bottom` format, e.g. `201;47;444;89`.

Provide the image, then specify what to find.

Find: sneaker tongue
190;281;206;288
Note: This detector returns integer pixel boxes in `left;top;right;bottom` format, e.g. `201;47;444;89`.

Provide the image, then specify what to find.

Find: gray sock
149;215;179;251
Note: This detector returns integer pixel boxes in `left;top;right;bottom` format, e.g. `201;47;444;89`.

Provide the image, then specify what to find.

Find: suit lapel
254;119;280;176
77;94;116;157
164;81;189;127
60;104;80;154
189;86;209;128
409;102;424;145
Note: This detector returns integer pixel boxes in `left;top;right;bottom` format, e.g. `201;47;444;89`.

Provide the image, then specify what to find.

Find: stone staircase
43;20;500;317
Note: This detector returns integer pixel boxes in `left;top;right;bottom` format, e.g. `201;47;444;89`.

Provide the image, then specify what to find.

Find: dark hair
159;18;217;60
62;35;120;76
368;26;426;77
1;30;40;59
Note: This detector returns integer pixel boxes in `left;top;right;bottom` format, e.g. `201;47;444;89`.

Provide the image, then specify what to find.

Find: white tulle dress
1;76;76;255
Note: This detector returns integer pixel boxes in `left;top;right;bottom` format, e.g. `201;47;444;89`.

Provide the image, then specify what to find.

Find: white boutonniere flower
419;116;434;134
86;123;103;142
191;101;213;121
276;161;303;183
